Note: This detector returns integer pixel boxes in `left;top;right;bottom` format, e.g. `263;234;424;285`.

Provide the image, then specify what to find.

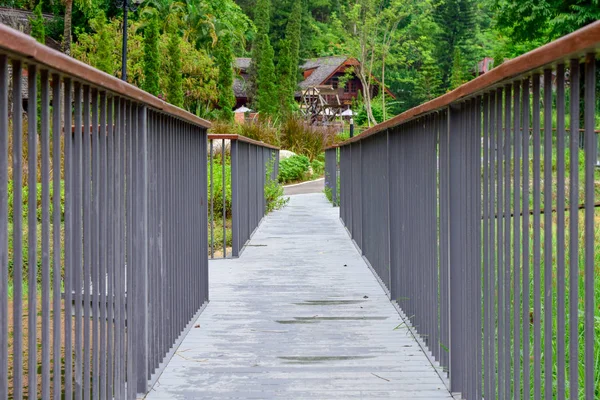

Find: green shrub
280;117;337;161
311;158;324;177
8;180;65;224
278;154;311;184
265;155;288;213
207;154;232;219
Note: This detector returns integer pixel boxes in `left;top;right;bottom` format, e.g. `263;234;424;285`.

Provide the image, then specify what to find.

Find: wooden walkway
146;193;453;399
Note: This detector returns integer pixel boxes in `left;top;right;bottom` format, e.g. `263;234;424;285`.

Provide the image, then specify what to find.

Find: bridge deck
146;194;452;399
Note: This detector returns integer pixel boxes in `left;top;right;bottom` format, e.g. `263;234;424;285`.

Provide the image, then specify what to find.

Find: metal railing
0;24;209;399
324;146;339;206
332;22;600;399
208;134;279;258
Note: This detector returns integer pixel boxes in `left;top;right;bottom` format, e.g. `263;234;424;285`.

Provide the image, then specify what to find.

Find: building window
344;80;357;93
328;76;339;89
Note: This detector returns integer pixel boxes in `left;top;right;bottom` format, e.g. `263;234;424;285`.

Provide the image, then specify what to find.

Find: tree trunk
63;0;73;55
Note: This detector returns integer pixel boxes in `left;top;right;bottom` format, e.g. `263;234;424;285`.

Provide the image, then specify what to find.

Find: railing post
231;139;240;257
447;103;464;394
136;105;149;393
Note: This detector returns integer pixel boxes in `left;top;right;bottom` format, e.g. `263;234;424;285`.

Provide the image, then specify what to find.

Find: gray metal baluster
513;81;521;400
99;92;108;400
543;69;553;400
568;59;579;400
64;77;73;400
107;96;115;399
521;77;531;400
51;73;62;400
532;73;542;400
27;63;38;400
504;84;511;400
0;54;7;400
556;64;566;400
496;86;504;400
74;80;84;400
40;68;51;400
91;87;100;400
483;92;490;400
231;140;239;256
82;84;91;400
583;53;595;400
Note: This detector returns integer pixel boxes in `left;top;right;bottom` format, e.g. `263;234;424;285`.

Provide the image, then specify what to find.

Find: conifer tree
276;0;302;114
216;34;235;121
93;12;114;74
142;15;160;96
167;29;184;107
30;1;46;44
255;35;278;116
286;0;301;85
248;0;278;115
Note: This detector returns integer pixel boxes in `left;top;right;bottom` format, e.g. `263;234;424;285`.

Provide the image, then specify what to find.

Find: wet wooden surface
146;193;452;399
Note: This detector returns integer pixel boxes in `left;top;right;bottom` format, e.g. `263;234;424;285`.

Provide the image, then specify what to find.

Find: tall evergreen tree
30;1;46;44
433;0;478;91
276;38;294;114
248;0;278;115
216;33;235;121
255;35;278;116
142;15;160;96
93;12;114;74
167;29;184;107
247;0;270;102
286;0;302;83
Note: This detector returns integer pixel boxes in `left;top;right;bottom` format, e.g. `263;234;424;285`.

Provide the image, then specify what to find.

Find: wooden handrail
0;24;211;130
207;134;280;150
330;20;600;148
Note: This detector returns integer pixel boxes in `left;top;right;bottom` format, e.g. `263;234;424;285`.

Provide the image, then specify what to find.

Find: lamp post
118;0;143;81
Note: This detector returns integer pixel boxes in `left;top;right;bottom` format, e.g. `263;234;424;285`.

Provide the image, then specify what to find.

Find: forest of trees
4;0;599;124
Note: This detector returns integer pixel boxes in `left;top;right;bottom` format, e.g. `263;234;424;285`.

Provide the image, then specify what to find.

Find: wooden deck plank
146;193;452;399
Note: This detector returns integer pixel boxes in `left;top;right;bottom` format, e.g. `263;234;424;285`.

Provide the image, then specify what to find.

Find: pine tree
142;15;160;96
93;12;114;74
167;30;184;107
433;0;477;91
247;0;271;106
276;0;302;115
286;0;301;85
216;34;235;121
276;38;294;114
30;1;46;44
255;34;278;116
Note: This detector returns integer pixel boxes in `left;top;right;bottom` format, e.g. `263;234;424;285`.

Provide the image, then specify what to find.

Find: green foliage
254;33;278;116
433;0;478;92
8;181;65;224
92;12;114;74
278;154;311;184
265;155;288;213
215;34;235;121
29;0;46;44
208;153;232;219
310;157;324;176
280;116;336;160
276;0;302;115
142;14;160;95
166;30;184;107
248;0;278;115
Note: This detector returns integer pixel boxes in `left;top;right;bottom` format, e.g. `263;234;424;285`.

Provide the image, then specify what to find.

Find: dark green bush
278;154;311;184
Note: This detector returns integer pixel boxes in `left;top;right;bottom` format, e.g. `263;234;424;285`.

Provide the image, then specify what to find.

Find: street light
116;0;143;81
